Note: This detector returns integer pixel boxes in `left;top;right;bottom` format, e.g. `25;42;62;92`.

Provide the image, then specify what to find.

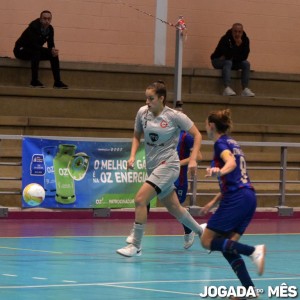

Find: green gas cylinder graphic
53;144;77;204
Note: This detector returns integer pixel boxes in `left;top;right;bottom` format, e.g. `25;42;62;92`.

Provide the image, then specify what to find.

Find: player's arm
127;131;141;169
200;192;222;215
218;149;236;176
205;149;236;177
186;125;202;175
180;148;202;167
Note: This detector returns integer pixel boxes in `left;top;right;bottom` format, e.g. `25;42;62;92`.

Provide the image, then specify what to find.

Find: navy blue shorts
207;188;257;235
175;185;187;204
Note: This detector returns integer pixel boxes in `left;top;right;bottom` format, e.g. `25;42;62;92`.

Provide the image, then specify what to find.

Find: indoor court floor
0;217;299;299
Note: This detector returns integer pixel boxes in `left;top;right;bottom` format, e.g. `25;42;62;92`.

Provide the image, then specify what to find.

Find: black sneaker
30;80;45;88
53;81;68;89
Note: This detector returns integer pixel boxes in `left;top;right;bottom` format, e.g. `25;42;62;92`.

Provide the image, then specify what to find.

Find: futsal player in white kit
117;80;206;257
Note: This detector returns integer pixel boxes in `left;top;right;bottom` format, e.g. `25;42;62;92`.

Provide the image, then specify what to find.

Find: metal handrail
0;177;22;180
1;135;300;209
188;141;300;209
0;162;22;166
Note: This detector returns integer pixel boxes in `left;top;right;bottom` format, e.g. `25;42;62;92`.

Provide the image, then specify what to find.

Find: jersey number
240;156;249;184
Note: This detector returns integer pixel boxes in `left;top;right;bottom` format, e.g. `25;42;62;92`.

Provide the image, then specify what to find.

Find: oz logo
149;133;159;142
58;168;69;176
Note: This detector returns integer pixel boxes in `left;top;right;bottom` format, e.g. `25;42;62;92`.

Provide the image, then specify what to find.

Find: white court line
0;276;299;290
2;274;17;277
0;246;63;254
101;284;199;296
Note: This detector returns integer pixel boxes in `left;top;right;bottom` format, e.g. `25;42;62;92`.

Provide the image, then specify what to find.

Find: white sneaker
116;244;142;257
199;223;207;236
223;87;236;96
241;87;255;97
183;232;195;249
126;229;134;244
250;244;266;275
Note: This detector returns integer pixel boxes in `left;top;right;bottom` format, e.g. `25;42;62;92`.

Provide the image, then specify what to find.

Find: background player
173;101;203;249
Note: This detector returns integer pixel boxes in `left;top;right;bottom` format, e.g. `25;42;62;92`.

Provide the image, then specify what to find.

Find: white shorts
146;160;180;200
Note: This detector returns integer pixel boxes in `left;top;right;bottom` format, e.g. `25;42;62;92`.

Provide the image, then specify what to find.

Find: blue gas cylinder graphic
42;146;57;197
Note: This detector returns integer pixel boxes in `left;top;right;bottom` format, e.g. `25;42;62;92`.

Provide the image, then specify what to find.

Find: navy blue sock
223;252;254;288
182;207;192;234
211;238;255;256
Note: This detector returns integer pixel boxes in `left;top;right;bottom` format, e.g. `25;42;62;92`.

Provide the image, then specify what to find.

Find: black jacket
14;18;55;51
210;29;250;63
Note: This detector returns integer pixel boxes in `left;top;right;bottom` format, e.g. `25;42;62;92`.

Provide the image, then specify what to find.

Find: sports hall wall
1;0;299;74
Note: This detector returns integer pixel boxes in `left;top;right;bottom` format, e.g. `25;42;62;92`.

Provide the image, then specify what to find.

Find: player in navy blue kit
201;109;266;297
174;101;203;249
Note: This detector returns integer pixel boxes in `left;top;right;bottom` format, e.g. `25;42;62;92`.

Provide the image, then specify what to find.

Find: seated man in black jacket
13;10;68;88
211;23;254;97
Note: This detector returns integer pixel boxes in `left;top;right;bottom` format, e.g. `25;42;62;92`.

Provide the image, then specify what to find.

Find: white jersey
134;105;194;171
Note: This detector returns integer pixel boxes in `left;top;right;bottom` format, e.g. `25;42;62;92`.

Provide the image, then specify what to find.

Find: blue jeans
211;58;250;88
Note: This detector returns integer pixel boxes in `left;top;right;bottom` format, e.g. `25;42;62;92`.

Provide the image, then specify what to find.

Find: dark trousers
13;46;61;82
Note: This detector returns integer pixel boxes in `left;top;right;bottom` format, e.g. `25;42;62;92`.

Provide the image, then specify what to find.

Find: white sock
177;210;202;235
132;223;145;248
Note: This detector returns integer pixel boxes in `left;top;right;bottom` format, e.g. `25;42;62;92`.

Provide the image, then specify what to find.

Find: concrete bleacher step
1;58;300;135
1;85;300;126
2;123;300;155
1;58;300;97
1;136;300;163
0;58;300;209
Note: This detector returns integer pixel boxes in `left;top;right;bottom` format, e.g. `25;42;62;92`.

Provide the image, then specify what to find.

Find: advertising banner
21;137;154;209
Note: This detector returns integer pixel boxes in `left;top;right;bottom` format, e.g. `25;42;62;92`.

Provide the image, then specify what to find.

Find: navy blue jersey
175;131;194;188
174;131;194;203
212;135;253;194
